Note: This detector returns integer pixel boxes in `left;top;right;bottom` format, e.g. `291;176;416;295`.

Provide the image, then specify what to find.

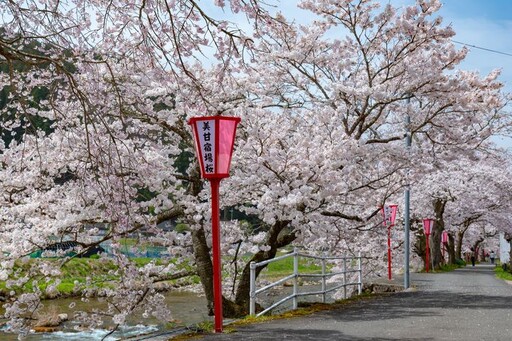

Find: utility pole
404;99;411;289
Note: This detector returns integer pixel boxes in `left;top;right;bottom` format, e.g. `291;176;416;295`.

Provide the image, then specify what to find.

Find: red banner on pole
380;204;398;280
422;218;434;273
381;204;398;227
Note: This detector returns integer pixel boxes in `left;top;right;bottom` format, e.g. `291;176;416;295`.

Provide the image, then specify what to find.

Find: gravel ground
196;264;512;341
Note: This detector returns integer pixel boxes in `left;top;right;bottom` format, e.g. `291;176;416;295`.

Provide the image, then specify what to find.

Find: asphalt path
196;264;512;341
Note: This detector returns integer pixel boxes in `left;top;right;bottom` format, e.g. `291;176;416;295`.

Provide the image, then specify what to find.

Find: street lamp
381;204;398;280
404;96;412;289
188;116;241;333
422;218;434;273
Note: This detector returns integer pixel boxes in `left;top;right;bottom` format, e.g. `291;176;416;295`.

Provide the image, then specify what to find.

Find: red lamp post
441;230;448;261
422;218;434;273
188;116;241;333
380;204;398;280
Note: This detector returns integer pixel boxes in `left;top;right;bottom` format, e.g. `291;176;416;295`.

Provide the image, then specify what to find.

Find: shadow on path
218;327;436;341
197;266;512;341
320;290;510;323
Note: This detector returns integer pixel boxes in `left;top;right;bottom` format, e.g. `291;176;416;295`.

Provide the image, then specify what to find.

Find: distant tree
412;151;512;269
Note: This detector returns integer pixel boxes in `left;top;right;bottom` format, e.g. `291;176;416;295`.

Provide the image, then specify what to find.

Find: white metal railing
249;248;363;316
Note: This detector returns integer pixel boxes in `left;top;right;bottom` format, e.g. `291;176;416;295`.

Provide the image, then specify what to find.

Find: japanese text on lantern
382;205;397;227
197;120;216;174
384;206;392;226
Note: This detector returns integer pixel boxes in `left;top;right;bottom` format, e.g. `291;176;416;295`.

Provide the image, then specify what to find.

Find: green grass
0;258;118;296
118;238;144;247
261;254;326;280
495;265;512;281
437;263;464;272
0;257;195;298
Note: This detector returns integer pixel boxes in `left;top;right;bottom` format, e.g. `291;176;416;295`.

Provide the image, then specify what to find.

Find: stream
0;278;349;339
0;290;209;340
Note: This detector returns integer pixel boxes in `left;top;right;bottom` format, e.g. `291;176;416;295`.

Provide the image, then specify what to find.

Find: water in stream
0;279;349;339
0;290;209;340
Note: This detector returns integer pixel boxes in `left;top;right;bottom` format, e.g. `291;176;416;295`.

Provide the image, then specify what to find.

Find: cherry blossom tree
216;0;509;309
1;0;278;333
0;0;510;336
411;150;512;269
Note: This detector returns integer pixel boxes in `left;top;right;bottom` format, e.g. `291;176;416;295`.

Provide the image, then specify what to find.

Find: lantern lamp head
442;230;448;244
188;116;241;179
380;204;398;227
422;218;434;235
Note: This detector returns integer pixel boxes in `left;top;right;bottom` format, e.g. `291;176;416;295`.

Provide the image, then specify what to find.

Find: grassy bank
258;252;325;281
495;265;512;281
0;257;198;299
1;251;328;299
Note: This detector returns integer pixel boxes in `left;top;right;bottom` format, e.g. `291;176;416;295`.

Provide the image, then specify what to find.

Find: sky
434;0;512;147
432;0;512;92
208;0;512;87
208;0;512;145
225;0;512;91
303;0;512;147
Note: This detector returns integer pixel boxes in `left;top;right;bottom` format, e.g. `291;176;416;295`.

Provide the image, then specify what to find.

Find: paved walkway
197;264;512;341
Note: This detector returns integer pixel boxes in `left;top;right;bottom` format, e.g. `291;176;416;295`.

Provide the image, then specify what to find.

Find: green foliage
135;186;159;203
196;320;214;332
173;147;193;176
495;265;512;281
0;257;194;298
220;208;265;234
260;253;325;281
119;238;138;247
438;263;463;272
175;223;189;233
455;258;466;266
0;258;112;296
132;257;161;267
0;37;75;147
53;282;77;294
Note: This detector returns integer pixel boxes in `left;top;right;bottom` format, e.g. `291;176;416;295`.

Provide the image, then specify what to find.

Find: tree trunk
413;231;427;269
447;233;456;264
234;220;295;311
431;199;446;270
187;166;296;317
509;239;512;270
191;226;215;315
472;238;484;263
456;230;464;260
191;218;295;318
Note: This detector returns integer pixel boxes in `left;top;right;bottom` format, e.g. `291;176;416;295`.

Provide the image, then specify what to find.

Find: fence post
249;261;256;315
322;251;327;303
358;252;362;295
343;254;347;299
293;247;298;310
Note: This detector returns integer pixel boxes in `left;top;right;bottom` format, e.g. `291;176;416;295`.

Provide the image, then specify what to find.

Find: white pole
249;261;256;316
343;254;347;299
293;247;298;310
404;97;411;289
322;251;327;303
358;252;362;295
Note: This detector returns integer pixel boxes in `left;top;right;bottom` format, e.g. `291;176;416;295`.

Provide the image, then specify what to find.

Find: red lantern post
441;230;448;261
188;116;241;333
422;218;434;273
380;204;398;280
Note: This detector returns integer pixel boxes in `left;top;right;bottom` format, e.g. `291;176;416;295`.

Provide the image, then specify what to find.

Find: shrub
455;258;466;266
